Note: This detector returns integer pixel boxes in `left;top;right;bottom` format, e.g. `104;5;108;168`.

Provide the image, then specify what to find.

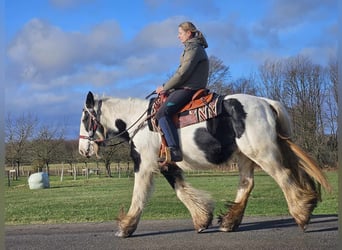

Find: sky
4;0;338;139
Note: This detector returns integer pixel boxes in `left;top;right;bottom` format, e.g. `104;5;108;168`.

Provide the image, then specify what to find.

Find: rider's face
177;27;192;44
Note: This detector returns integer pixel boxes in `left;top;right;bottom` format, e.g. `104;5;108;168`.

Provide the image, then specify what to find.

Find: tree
100;138;131;177
258;59;285;101
5;113;37;177
61;139;80;167
283;56;326;151
207;56;232;95
31;125;65;174
231;75;259;95
322;59;338;166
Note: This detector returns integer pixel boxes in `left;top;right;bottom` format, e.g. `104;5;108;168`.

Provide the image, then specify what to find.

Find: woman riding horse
155;21;209;162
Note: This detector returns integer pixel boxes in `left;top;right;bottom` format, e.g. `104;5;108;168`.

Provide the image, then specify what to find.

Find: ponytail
195;30;208;48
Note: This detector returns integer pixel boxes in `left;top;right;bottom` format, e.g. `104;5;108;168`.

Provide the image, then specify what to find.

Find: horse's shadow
237;214;338;233
132;214;338;237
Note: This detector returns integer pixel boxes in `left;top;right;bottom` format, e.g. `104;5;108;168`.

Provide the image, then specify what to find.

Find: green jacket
163;37;209;91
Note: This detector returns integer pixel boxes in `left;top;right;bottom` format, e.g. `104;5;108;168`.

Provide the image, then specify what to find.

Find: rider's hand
156;86;165;95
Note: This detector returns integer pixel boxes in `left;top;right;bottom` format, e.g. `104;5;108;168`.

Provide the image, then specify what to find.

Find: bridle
79;98;154;156
79;101;106;156
79;108;104;141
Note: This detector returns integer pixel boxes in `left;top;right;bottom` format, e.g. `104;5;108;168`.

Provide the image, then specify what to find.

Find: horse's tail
264;97;332;193
284;139;332;193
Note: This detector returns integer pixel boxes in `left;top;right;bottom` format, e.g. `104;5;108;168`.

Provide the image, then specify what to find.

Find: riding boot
158;116;183;162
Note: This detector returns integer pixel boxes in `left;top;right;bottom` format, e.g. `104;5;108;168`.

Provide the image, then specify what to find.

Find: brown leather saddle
148;89;221;130
147;89;223;165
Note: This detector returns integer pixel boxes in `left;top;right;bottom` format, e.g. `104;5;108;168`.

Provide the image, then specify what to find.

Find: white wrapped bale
28;172;50;190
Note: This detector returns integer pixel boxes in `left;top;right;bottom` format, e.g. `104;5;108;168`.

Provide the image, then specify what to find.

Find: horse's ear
86;91;95;108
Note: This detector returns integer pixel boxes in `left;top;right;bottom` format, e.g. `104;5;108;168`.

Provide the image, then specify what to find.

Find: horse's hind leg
161;164;214;232
249;144;319;231
218;153;255;232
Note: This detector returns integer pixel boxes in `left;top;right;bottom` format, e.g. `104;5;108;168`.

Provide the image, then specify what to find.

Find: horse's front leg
219;154;255;232
116;168;154;238
161;164;214;232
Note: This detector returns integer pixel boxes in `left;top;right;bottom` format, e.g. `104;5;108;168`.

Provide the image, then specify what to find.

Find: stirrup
158;147;172;166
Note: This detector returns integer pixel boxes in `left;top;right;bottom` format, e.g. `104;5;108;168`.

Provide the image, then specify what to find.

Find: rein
105;108;152;147
80;100;155;148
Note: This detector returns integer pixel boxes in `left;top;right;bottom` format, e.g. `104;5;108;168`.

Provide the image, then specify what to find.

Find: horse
78;91;331;238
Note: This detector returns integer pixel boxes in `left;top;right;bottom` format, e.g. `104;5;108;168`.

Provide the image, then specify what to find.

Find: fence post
73;165;77;180
118;162;121;178
60;165;64;182
7;170;10;187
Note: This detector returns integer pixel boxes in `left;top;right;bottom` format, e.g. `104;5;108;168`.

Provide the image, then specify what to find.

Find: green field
5;170;338;225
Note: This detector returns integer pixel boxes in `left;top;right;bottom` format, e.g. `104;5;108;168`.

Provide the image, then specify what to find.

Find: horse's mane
93;94;146;105
91;94;149;131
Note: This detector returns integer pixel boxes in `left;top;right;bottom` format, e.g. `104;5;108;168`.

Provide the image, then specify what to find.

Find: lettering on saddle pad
147;93;223;131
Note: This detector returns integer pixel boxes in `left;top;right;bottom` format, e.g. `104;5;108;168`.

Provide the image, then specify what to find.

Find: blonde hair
179;21;208;48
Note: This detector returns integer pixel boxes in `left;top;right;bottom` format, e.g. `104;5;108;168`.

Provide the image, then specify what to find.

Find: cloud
253;0;337;46
133;18;181;49
7;18;124;89
144;0;220;18
6;17;184;91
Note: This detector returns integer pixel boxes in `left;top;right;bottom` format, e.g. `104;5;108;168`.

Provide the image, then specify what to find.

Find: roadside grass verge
5;171;337;225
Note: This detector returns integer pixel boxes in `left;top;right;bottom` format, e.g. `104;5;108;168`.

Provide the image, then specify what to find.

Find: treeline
5;114;131;177
5;54;338;177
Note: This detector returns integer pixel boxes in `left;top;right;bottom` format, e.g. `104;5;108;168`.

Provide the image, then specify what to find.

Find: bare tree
5;113;37;177
31;125;65;174
322;59;338;166
283;56;326;151
101;145;116;177
100;139;131;177
207;56;232;95
62;139;80;167
258;59;285;101
231;74;259;95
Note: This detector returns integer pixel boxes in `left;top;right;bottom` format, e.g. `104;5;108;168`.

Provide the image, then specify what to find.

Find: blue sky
4;0;338;139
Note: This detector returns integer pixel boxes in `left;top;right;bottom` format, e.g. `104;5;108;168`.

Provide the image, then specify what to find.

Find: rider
155;21;209;162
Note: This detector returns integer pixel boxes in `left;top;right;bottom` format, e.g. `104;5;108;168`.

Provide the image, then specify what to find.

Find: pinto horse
78;91;331;238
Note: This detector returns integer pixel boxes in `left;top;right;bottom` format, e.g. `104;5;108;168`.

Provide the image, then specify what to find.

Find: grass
4;171;338;225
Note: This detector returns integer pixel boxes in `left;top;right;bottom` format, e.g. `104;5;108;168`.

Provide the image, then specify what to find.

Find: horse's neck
99;97;148;129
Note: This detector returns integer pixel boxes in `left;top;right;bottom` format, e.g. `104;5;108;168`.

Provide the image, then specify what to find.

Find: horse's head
79;91;106;158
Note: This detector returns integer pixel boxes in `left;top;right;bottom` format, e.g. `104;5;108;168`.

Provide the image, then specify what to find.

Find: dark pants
155;89;196;148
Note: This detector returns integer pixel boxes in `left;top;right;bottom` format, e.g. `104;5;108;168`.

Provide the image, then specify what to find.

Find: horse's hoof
197;228;206;233
219;227;231;232
219;225;237;232
115;231;129;238
299;223;308;232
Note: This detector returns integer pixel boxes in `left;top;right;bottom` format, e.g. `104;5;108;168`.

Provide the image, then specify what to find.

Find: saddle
148;89;222;130
148;89;223;165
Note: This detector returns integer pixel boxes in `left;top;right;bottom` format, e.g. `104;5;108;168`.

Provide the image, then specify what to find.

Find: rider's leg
156;89;196;162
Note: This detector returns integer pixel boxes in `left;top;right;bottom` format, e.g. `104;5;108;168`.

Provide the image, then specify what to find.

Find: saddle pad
147;93;223;131
177;94;222;128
